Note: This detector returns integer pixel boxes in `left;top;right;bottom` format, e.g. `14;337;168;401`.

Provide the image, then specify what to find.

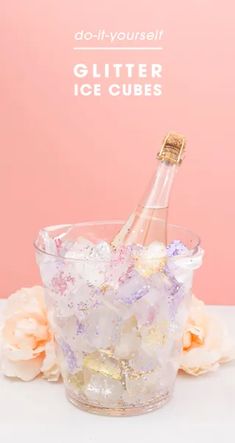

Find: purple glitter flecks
131;286;150;303
167;240;188;257
76;319;85;335
121;285;150;305
60;340;77;372
164;265;185;319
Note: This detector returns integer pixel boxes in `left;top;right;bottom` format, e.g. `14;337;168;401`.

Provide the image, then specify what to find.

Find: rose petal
1;354;43;381
2;343;46;361
41;341;60;381
0;286;59;382
4;286;46;319
180;347;221;375
180;296;235;376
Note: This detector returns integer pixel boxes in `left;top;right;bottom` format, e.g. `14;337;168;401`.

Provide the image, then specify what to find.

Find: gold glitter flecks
99;348;114;357
134;257;167;277
128;369;155;381
124;368;161;403
99;283;111;293
83;351;122;381
67;371;84;389
120;359;130;371
158;259;167;273
120;358;156;383
141;321;169;347
120;359;129;389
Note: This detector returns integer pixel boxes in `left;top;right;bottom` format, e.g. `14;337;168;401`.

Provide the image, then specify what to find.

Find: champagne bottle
112;132;186;247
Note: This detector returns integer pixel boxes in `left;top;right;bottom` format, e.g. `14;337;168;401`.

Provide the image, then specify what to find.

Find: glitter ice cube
114;330;140;359
129;346;160;372
83;373;123;407
56;315;95;357
134;241;167;277
77;261;107;287
72;283;96;311
116;271;150;305
167;240;188;257
124;370;160;404
83;351;122;380
64;240;112;287
86;306;121;349
94;241;112;260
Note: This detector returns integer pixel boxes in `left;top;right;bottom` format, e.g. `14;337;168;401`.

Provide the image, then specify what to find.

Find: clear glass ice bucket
35;221;203;416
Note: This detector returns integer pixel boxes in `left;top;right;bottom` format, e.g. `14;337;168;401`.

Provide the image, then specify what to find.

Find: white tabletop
0;303;235;443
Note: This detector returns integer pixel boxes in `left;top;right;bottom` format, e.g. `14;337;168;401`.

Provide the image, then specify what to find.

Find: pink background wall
1;1;235;303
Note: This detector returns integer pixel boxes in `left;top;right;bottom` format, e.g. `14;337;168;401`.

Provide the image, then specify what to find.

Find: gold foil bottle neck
157;132;186;165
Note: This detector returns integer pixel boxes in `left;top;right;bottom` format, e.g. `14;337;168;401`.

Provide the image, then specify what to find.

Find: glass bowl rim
34;219;201;262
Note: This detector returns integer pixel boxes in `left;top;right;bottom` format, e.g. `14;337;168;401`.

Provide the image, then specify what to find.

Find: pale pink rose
0;286;60;381
180;295;235;376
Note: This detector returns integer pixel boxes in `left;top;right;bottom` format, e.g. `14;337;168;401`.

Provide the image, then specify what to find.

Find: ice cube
83;372;123;407
75;260;107;287
105;245;134;288
170;247;204;285
135;241;167;277
167;240;188;257
55;315;78;342
114;330;140;359
164;264;186;319
113;314;140;360
132;297;157;327
123;369;160;404
137;321;172;367
141;322;169;348
129;346;159;372
64;240;111;287
65;239;111;261
72;283;97;311
66;371;84;391
145;241;167;258
116;271;150;305
83;351;121;380
95;241;112;260
86;305;121;349
56;315;95;361
106;260;131;290
135;279;169;321
63;237;94;259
